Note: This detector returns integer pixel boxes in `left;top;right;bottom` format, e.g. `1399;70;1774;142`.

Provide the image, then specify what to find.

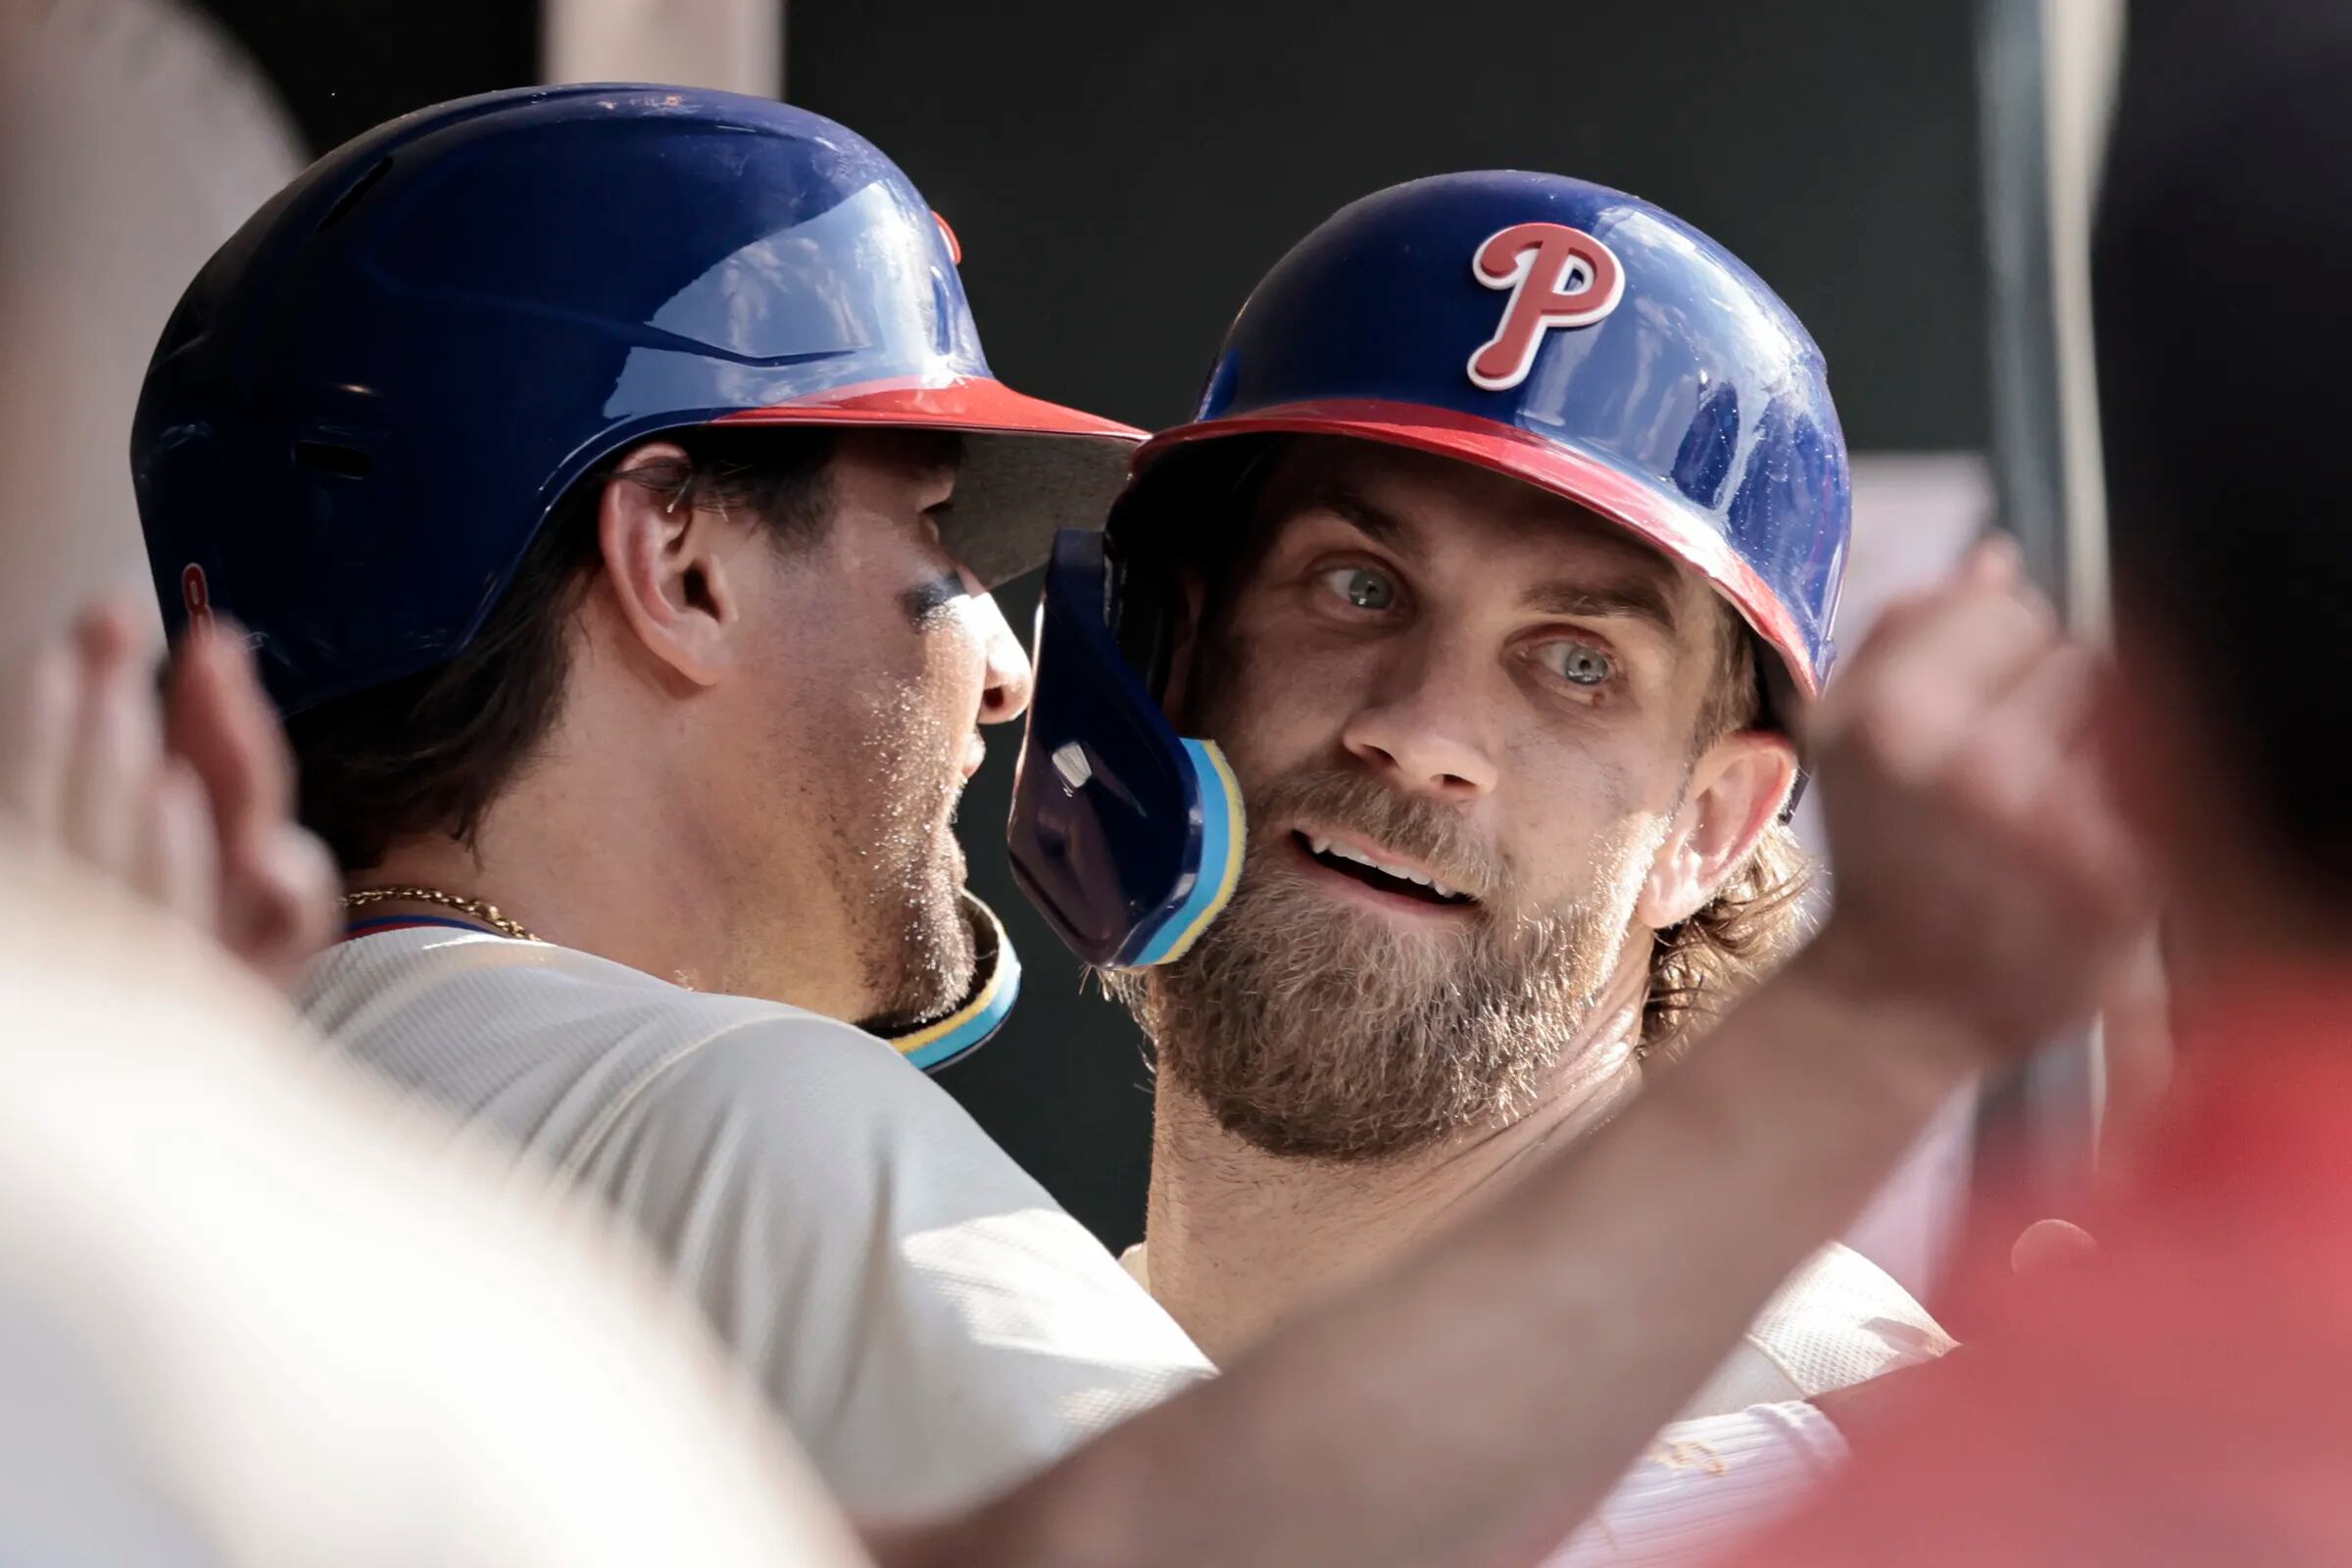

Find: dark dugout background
201;0;1988;1248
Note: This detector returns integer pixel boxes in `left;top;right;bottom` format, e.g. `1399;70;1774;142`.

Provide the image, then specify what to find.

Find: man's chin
858;879;976;1038
1138;863;1610;1161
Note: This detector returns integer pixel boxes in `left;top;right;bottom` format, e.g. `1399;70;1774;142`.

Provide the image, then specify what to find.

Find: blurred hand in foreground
1800;537;2155;1073
0;598;334;985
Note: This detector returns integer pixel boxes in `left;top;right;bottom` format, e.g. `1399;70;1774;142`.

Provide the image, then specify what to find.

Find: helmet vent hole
317;158;394;232
293;441;373;478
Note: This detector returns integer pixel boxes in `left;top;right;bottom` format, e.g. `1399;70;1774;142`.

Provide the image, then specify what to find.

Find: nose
1340;635;1498;801
962;566;1034;724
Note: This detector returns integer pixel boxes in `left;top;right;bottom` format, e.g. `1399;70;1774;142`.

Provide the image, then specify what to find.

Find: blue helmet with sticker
132;84;1131;1071
1008;170;1851;970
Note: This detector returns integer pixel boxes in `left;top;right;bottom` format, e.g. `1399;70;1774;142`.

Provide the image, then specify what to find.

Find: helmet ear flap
1007;530;1247;970
1103;434;1287;710
1104;526;1181;704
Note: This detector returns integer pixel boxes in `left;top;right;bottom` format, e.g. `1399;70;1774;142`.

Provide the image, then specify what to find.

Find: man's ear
1637;731;1798;929
595;443;746;689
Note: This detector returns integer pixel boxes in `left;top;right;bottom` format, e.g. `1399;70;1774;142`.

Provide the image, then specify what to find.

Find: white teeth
1313;835;1451;893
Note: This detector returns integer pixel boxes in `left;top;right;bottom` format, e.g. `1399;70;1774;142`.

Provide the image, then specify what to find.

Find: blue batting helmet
1008;171;1852;970
132;82;1140;718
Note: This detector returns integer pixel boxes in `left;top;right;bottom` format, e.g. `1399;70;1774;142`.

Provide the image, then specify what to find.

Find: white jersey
1122;1237;1947;1565
1121;1237;1945;1420
1551;1243;1950;1565
1679;1242;1950;1417
2;858;869;1568
299;927;1212;1517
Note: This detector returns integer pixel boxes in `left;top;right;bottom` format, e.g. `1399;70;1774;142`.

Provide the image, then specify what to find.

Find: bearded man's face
1129;439;1772;1159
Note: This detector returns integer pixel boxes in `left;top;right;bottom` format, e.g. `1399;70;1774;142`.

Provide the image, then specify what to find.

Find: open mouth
1292;831;1475;908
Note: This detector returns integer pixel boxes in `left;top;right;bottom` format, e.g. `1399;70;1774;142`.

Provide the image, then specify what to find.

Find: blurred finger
2022;741;2156;928
1945;643;2106;822
0;638;76;833
222;824;338;985
167;616;296;837
1809;562;2055;745
1962;532;2024;590
1810;586;2061;776
1828;537;2032;690
135;759;218;926
60;604;161;874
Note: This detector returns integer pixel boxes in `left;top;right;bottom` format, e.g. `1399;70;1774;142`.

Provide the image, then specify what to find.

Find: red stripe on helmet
718;375;1142;443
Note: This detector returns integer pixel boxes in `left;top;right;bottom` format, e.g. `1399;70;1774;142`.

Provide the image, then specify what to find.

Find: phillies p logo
1466;222;1625;392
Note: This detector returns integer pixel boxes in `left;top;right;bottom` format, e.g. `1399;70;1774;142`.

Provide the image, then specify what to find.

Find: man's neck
1141;964;1649;1366
357;813;727;994
347;693;870;1020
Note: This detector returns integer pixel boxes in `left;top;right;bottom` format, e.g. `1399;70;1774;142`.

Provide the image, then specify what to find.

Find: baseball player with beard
1010;172;1956;1558
131;93;2143;1565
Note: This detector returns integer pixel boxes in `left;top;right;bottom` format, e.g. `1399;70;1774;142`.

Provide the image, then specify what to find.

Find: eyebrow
1283;480;1681;635
1523;574;1680;636
1277;481;1419;556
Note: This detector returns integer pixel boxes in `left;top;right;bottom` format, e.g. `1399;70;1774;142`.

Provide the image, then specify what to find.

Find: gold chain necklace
340;885;542;943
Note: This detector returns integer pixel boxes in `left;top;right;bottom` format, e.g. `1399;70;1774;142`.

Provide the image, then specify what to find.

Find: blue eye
1321;565;1396;611
1544;640;1614;687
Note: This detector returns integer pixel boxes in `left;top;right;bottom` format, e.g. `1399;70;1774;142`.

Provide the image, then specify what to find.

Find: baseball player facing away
131;87;2148;1567
1007;172;1946;1555
133;85;1206;1520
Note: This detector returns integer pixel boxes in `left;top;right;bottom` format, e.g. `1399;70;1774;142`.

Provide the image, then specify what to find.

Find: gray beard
1115;769;1643;1161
